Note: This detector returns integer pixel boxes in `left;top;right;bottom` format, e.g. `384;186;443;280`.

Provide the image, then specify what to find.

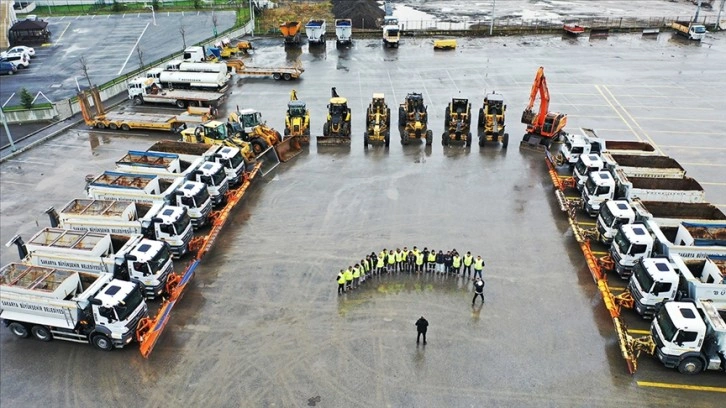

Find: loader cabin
328;97;349;114
484;93;505;115
287;101;307;117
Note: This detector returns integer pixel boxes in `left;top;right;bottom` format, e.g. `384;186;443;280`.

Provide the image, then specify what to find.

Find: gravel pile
332;0;385;28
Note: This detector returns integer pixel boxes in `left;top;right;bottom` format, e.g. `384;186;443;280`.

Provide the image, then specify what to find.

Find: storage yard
1;26;725;408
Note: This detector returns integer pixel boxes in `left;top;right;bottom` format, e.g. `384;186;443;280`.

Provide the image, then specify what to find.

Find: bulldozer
477;92;509;148
398;93;432;146
442;98;473;147
363;93;391;148
318;87;351;145
228;108;302;162
520;66;567;150
285;90;310;145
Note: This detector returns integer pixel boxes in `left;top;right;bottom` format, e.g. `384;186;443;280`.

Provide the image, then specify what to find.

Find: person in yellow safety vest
427;249;437;272
401;247;410;272
387;249;396;272
462;251;474;277
395;248;403;272
352;264;361;288
337;270;346;295
363;257;371;279
376;252;385;275
358;261;367;284
473;255;485;279
415;251;424;273
452;252;462;275
344;266;354;290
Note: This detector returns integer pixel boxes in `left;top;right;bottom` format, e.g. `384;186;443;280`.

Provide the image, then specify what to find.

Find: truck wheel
109;123;118;130
283;73;292;81
31;325;52;342
478;108;484;127
95;122;106;129
176;100;187;109
677;357;704;374
502;133;509;149
91;334;113;351
133;96;143;106
426;130;433;146
121;124;130;131
273;73;282;80
8;322;29;338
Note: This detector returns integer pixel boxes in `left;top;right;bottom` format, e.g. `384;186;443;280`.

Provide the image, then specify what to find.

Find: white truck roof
665;301;707;333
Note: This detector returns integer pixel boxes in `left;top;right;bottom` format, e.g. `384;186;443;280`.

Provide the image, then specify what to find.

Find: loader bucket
274;135;304;162
257;145;281;176
316;135;351;145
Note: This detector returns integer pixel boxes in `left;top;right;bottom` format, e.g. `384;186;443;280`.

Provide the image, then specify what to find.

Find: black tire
342;122;350;136
133;96;143;106
502;133;509;149
31;325;52;342
479;135;485;147
426;130;433;146
91;334;113;351
386;108;391;127
363;134;369;148
109;123;118;130
7;70;13;75
121;124;130;131
283;73;292;80
398;107;405;127
284;128;290;136
677;357;704;375
466;132;472;147
442;132;448;146
384;131;390;147
176;99;187;108
444;111;450;130
95;122;105;129
8;322;29;338
478;107;484;127
401;132;409;145
323;122;330;136
251;138;268;154
273;73;282;80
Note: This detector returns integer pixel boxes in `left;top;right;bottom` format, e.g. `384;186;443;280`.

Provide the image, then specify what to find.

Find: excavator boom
520;66;567;150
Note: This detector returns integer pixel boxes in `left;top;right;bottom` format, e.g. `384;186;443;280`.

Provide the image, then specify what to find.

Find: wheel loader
318;87;352;145
363;93;391;148
398;93;432;146
477;92;509;148
228;108;302;162
285;90;310;145
442;98;472;146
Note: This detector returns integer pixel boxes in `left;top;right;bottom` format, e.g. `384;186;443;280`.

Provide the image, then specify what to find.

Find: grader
398;93;432;146
363;93;391;148
477;91;509;148
442;98;472;146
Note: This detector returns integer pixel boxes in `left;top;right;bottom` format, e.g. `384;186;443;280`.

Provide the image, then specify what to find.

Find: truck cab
573;154;605;191
596;200;636;245
629;258;680;317
582;170;615;216
559;133;604;166
610;223;654;278
382;17;400;48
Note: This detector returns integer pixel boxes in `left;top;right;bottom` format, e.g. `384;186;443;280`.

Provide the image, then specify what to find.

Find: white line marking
118;22;150;75
386;70;397;104
55;22;72;44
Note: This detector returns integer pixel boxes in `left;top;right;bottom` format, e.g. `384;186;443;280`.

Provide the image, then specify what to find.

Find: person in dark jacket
415;316;429;345
443;251;453;274
472;278;485;305
435;250;445;274
422;247;430;272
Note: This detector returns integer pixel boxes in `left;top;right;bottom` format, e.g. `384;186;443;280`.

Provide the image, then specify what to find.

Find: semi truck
382;16;400;48
596;199;726;245
582;169;705;217
146;140;246;187
114;151;229;207
0;263;148;351
86;171;212;229
145;67;228;91
127;78;226;108
305;19;326;45
335;19;352;46
46;199;193;258
671;21;707;40
6;228;174;299
225;59;304;81
573;153;686;191
609;220;726;278
557;129;657;166
649;299;725;374
628;254;726;318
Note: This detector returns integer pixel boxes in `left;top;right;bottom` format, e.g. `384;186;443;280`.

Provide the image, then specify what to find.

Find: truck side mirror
90;298;102;305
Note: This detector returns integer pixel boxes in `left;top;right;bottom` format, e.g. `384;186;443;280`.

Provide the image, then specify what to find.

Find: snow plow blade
256;145;281;176
274;135;304;162
316;135;351;145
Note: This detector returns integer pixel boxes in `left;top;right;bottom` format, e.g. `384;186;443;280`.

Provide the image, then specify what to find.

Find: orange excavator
520;66;567;149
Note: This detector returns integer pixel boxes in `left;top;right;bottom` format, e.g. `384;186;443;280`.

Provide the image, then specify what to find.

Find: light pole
717;0;725;31
146;5;156;26
249;0;255;37
489;0;495;36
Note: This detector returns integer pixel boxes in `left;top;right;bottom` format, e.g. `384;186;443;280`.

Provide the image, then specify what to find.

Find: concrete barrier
4;106;59;123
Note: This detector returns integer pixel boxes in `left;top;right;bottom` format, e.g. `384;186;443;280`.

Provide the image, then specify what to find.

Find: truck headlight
111;332;123;340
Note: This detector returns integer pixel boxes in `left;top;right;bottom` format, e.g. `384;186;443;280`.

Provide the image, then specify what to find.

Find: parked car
1;46;35;58
0;53;30;69
0;61;18;75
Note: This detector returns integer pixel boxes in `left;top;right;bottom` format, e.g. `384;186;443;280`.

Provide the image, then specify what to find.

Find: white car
1;46;35;58
0;53;30;69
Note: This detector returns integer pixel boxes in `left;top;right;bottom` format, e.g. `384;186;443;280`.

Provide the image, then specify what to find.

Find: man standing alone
472;278;485;305
415;316;429;345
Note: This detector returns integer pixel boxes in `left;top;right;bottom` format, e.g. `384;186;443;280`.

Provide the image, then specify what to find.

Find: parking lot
1;31;725;407
0;11;235;106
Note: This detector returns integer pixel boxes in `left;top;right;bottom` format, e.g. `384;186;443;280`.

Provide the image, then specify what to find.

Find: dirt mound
332;0;385;29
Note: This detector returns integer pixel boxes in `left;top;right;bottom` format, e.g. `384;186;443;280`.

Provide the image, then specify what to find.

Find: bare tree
79;56;92;89
179;24;187;49
136;46;145;69
212;13;219;36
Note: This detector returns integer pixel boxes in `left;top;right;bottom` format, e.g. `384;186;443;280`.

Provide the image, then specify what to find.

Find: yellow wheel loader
228;108;302;163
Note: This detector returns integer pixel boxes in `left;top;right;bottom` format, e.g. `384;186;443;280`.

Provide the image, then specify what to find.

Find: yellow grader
363;93;391;147
477;91;509;148
442;98;473;146
398;93;432;145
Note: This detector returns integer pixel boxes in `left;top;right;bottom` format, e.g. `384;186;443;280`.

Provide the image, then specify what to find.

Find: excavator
520;66;567;149
364;93;391;147
228;108;302;162
285;90;310;145
318;87;352;145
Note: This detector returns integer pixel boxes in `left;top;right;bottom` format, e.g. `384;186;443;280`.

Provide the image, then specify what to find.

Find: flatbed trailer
226;59;304;81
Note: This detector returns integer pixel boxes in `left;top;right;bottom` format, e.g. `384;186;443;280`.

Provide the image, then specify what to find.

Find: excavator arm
521;66;549;127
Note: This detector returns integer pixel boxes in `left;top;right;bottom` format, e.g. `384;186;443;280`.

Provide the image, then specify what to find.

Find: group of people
336;246;486;295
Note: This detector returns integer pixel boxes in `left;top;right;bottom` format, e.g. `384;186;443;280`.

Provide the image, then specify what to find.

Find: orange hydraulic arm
522;66;550;128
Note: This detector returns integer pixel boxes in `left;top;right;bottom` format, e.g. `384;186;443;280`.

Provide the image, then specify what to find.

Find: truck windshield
613;230;631;256
655;306;678;342
694;26;706;33
575;159;588;176
600;204;616;228
632;261;654;294
584;177;598;195
193;188;210;208
228;152;243;170
115;286;144;321
211;167;226;186
173;211;192;234
149;245;171;275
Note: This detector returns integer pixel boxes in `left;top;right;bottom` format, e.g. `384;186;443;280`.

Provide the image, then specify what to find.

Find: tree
20;88;34;109
179;24;187;50
136;46;145;69
79;56;92;89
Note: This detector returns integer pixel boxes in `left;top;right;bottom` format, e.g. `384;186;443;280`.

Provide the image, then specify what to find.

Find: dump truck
335;19;352;46
582;169;705;217
46;199;193;258
86;171;212;229
609;220;726;278
6;228;174;299
398;93;432;145
557;129;658;166
442;98;473;147
127;78;225;108
145;67;229;91
319;87;352;145
280;21;302;45
115;151;229;207
627;254;726;318
0;263;148;351
305;19;326;45
382;16;400;48
285;90;310;145
596;199;726;245
477;91;508;148
146;140;247;186
573;153;686;191
364;93;391;147
671;21;707;40
225;59;304;81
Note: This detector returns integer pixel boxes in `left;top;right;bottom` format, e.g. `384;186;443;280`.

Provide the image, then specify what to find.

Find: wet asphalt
1;32;725;407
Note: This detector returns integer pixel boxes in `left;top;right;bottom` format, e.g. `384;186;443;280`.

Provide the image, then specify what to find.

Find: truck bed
155;89;225;102
640;201;726;220
611;155;683;170
147;140;216;156
630;176;703;190
606;141;656;152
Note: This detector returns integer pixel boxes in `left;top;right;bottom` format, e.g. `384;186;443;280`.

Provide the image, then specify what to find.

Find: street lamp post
146;5;156;26
489;0;495;36
249;0;255;37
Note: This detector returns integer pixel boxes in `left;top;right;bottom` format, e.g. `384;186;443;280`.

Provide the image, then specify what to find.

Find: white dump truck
671;21;707;41
305;19;326;45
572;153;685;191
146;140;246;187
6;228;174;299
610;220;726;278
628;254;726;318
650;299;725;374
382;16;400;48
558;129;657;165
86;171;212;229
114;151;229;207
127;78;225;108
596;199;726;245
145;67;228;91
0;263;148;351
46;199;193;258
335;19;352;46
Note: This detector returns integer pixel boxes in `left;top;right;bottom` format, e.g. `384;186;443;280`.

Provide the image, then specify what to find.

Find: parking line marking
681;162;726;167
637;381;726;393
5;159;55;166
602;85;662;154
118;22;150;75
445;70;460;93
55;22;72;44
386;70;397;105
699;181;726;186
357;71;364;112
635;117;726;123
0;179;26;185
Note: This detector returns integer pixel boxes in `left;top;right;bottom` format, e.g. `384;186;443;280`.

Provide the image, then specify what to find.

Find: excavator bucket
274;135;304;162
257;145;281;176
